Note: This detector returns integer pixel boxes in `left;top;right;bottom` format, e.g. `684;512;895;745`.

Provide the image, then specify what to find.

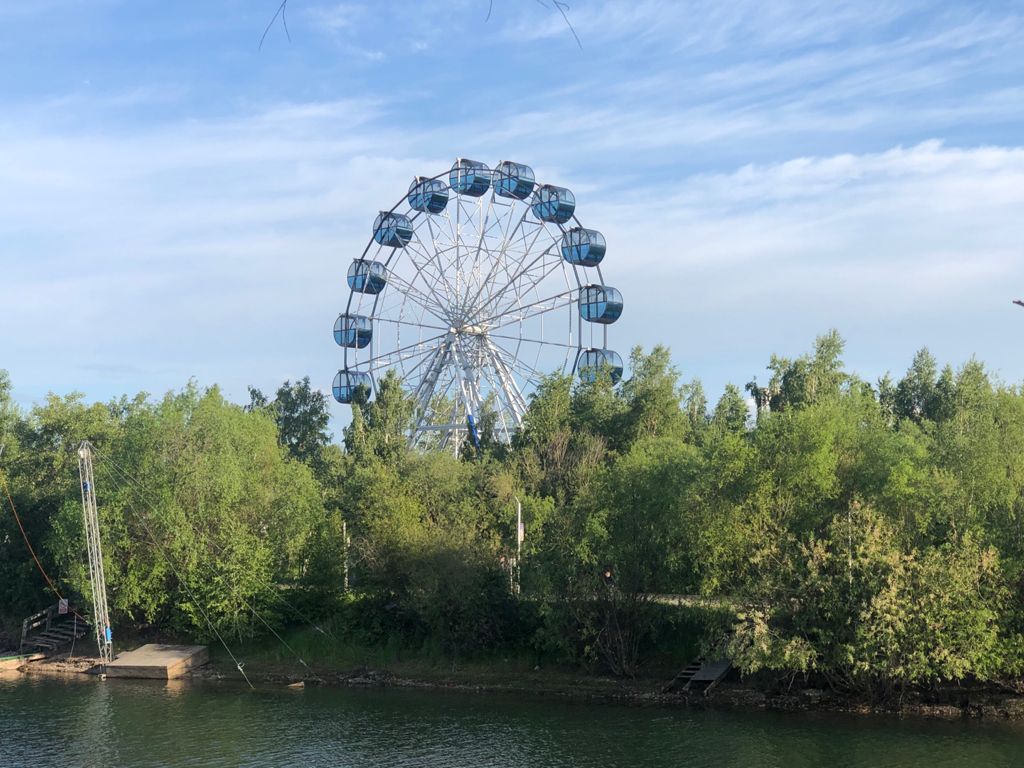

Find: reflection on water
2;675;1023;768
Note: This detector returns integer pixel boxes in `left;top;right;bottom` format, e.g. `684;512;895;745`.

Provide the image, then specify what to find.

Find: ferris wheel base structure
332;158;624;452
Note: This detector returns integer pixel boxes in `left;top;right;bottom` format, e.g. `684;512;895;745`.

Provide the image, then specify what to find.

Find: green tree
729;507;1010;697
248;376;331;472
712;384;749;433
617;345;687;447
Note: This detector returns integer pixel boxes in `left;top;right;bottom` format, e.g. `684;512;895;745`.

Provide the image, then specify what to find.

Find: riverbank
17;650;1024;722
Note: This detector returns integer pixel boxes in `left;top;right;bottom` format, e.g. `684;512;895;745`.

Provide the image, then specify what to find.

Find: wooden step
27;638;60;650
23;623;89;651
662;661;705;692
684;660;732;696
44;628;78;639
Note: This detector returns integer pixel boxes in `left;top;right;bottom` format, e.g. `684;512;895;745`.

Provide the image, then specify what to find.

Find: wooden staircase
20;604;89;654
663;658;732;696
663;660;703;692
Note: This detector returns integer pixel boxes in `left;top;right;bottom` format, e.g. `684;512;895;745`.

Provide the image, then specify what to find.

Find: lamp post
511;497;523;596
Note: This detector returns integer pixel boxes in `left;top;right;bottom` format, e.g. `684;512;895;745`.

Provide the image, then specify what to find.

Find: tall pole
513;496;523;596
78;441;113;666
342;520;350;593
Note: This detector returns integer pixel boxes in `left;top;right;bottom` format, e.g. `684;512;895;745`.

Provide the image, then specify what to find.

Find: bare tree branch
260;0;291;50
534;0;583;48
264;1;581;51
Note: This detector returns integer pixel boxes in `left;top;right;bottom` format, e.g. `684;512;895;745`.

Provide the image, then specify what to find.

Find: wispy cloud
306;2;365;32
501;0;910;50
588;140;1024;388
1;0;1022;418
3;83;1021;410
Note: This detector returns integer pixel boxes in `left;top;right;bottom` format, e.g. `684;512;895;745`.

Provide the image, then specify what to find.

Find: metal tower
77;441;113;666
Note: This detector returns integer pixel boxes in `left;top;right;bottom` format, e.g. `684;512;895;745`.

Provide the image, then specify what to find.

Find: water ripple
2;676;1022;768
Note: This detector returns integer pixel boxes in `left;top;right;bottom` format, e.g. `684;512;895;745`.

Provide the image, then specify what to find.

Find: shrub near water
728;509;1011;697
6;333;1024;695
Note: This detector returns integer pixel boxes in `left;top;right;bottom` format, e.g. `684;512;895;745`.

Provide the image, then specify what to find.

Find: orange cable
1;472;88;623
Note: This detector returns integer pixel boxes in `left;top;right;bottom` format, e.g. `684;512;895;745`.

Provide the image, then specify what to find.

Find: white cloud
2;0;1023;420
306;2;365;33
503;0;922;51
586;140;1024;392
2;82;1021;418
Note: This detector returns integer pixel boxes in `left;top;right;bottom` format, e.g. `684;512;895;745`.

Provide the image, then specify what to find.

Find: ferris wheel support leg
410;343;452;445
483;340;529;426
452;340;484;420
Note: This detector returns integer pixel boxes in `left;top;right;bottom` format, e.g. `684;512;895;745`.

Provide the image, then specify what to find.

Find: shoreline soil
13;651;1024;723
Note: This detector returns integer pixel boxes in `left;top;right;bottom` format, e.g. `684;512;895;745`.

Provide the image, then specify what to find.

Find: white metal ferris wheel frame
340;165;614;449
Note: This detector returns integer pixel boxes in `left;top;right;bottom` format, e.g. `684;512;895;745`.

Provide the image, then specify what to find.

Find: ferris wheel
332;158;624;450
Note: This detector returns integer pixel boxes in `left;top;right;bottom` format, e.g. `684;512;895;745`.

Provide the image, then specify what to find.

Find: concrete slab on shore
0;653;46;672
105;644;208;679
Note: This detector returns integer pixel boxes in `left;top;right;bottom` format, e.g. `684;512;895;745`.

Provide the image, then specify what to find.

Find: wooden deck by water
105;644;208;679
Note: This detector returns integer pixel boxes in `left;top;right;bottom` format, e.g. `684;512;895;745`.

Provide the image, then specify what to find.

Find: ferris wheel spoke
487;332;548;377
402;244;453;309
370;316;450;334
475;224;548;317
473;237;559;320
373;288;437;336
405;232;457;306
468;211;547;318
500;194;536;257
483;231;565;315
421;217;460;299
469;193;498;282
453;196;466;306
364;345;443;373
479;202;534;323
354;332;449;371
385;271;451;322
487;340;548;387
469;201;518;317
487;253;570;321
380;277;443;322
478;289;576;329
485;331;578;349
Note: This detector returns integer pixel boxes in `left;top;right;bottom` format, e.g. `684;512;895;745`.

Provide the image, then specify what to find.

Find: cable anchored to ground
0;464;89;625
93;446;330;683
89;455;255;689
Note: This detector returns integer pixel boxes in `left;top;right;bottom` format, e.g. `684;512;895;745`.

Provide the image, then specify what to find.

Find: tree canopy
4;332;1024;693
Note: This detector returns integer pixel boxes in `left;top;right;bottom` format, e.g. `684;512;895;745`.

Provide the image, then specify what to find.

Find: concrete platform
105;644;208;679
0;653;46;672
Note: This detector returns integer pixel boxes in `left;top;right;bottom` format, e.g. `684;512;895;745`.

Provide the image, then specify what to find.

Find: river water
2;674;1023;767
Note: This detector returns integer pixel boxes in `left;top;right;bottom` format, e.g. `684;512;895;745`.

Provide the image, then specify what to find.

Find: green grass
201;618;710;697
209;623;543;681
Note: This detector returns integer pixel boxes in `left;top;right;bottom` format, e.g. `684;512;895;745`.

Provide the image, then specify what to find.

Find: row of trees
3;332;1024;696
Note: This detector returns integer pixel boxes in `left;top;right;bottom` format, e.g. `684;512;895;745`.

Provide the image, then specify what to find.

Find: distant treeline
2;331;1024;696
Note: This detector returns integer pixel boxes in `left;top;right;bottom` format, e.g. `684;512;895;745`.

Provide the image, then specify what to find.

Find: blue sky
2;0;1023;435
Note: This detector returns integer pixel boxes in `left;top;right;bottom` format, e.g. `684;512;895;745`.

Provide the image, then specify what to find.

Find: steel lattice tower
77;441;112;666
